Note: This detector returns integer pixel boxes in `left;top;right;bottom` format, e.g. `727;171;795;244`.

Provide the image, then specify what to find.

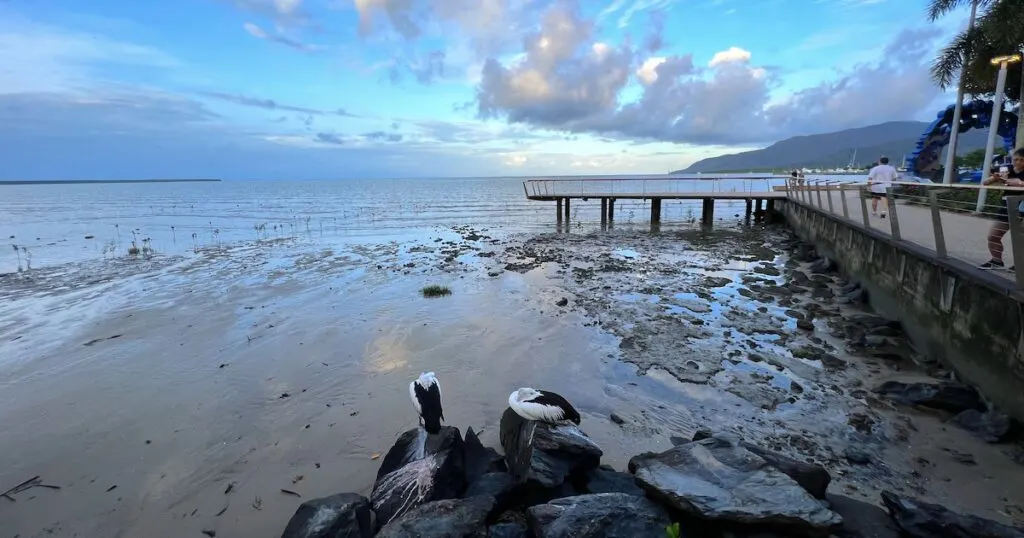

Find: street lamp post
976;53;1023;214
942;0;979;185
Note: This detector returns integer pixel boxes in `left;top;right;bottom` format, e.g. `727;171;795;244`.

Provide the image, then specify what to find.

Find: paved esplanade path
798;187;1015;282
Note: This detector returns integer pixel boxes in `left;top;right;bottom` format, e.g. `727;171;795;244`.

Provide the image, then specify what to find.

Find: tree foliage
955;148;989;168
929;0;1024;101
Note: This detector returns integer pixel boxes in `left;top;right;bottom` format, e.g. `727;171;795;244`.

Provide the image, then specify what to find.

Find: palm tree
929;0;1024;146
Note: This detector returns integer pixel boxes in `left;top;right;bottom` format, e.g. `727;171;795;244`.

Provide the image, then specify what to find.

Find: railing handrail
522;175;790;184
798;179;1024;192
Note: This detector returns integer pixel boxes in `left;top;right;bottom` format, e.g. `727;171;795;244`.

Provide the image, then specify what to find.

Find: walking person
979;147;1024;270
866;157;900;218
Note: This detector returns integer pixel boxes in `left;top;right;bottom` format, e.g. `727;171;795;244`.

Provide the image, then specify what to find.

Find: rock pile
279;408;1023;538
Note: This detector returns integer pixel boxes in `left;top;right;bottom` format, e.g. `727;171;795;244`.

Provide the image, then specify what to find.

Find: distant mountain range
675;121;990;173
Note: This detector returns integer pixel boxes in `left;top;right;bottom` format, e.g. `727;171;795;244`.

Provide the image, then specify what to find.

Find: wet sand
2;223;1024;537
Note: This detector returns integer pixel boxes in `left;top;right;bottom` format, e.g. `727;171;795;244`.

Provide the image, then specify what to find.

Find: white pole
1017;64;1024;148
976;61;1010;213
943;0;979;184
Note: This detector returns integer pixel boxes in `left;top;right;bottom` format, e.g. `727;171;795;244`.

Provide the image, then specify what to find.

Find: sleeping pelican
409;372;444;434
508;387;581;425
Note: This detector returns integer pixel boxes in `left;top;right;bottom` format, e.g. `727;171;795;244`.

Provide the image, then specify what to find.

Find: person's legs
871;193;879;214
982;204;1010;268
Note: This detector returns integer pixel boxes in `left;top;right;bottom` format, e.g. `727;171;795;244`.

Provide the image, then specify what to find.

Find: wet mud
1;222;1023;537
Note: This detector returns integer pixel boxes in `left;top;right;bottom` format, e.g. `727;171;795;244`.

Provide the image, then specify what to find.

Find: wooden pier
523;176;789;224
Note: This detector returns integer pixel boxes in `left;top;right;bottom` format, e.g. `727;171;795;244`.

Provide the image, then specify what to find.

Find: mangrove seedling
12;244;22;272
665;522;681;538
421;285;452;298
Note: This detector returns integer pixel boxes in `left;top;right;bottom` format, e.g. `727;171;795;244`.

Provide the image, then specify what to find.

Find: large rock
464;426;506;482
826;494;900;538
950;409;1013;443
371;426;466;528
464;472;517;511
499;407;602;488
683;432;831;500
741;442;831;500
574;465;644;496
280;493;374;538
375;495;495;538
629;436;842;537
881;491;1024;538
874;381;982;414
489;523;528;538
526;493;671;538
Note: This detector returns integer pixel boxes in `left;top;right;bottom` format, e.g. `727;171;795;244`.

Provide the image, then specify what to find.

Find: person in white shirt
866;157;900;218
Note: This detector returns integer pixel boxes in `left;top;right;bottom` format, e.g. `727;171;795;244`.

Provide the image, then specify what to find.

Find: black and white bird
508;387;581;425
409;372;444;434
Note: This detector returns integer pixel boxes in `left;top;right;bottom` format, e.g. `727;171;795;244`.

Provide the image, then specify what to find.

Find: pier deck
522;176;790;224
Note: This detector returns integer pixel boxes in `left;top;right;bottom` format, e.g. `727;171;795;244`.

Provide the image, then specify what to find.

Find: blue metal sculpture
906;99;1018;181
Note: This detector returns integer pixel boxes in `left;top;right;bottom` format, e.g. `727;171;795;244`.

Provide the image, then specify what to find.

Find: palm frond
926;0;995;22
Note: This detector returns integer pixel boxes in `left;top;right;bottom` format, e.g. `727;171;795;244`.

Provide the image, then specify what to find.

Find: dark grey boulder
741;443;831;500
280;493;374;538
827;494;899;538
629;436;842;537
950;409;1013;443
464;426;506;482
881;490;1024;538
526;492;671;538
375;494;495;538
370;426;466;528
676;432;831;500
488;522;529;538
574;465;644;496
874;380;982;414
465;472;517;511
499;407;602;488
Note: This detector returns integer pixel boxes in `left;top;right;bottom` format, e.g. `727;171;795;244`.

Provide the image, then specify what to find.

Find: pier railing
784;178;1024;288
523;176;789;198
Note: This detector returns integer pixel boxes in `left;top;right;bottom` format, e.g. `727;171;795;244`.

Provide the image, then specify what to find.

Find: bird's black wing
534;390;581;424
414;382;444;434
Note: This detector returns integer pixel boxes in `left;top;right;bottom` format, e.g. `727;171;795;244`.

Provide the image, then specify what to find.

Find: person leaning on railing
979;147;1024;271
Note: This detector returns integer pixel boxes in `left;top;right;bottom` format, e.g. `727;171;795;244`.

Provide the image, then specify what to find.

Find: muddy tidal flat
2;223;1024;537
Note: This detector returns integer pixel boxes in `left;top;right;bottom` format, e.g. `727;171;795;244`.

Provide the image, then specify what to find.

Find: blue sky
0;0;972;180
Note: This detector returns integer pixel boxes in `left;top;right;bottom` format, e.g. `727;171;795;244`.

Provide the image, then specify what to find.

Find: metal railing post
929;191;947;258
1006;195;1024;289
826;181;835;214
859;187;871;228
886;187;901;240
815;180;824;208
840;185;850;219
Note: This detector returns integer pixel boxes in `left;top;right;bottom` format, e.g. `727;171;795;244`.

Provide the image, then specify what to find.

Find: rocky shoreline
280;414;1023;537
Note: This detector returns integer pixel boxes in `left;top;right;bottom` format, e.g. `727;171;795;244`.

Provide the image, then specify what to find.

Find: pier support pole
755;199;764;212
745;199;753;218
702;199;715;225
651;198;662;223
600;198;608;224
563;198;571;221
766;199;776;223
608;198;615;220
556;198;563;221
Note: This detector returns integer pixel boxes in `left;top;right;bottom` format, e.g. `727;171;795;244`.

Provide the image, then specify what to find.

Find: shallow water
2;177;1024;537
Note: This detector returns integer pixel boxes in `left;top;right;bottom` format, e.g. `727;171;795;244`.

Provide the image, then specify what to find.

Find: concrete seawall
780;199;1024;422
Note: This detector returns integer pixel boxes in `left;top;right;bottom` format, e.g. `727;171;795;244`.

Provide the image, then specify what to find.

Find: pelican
508;387;581;425
409;372;444;434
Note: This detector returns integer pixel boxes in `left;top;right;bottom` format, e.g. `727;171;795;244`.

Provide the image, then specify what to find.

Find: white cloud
708;46;751;67
637;57;666;85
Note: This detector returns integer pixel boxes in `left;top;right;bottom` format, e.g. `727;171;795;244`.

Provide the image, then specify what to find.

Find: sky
0;0;976;180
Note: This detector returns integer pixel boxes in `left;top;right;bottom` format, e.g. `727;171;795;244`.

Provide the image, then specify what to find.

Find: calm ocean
0;175;820;273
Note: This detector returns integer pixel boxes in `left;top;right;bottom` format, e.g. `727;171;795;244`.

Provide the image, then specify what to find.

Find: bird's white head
509;387;540;406
417;371;438;388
